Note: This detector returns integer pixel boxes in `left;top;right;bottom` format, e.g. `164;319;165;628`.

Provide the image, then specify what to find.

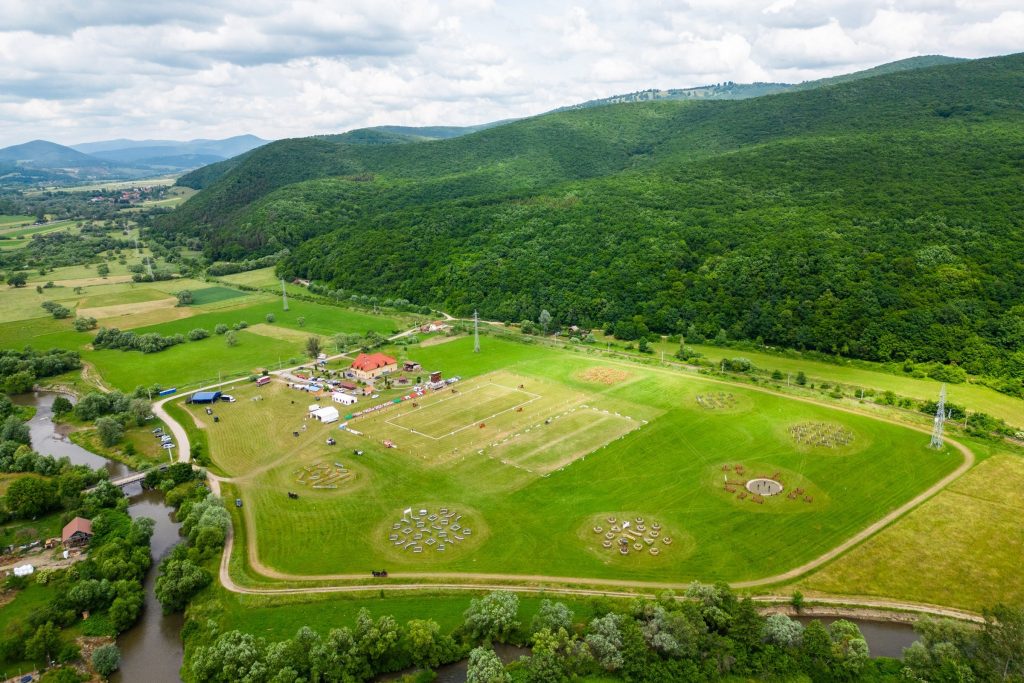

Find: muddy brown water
17;392;185;681
16;392;922;682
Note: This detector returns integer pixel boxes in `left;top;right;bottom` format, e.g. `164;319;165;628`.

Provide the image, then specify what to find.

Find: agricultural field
192;337;963;584
218;266;280;288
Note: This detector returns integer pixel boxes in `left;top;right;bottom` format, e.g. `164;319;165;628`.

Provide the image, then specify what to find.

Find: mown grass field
199;337;961;583
187;285;249;306
800;447;1024;611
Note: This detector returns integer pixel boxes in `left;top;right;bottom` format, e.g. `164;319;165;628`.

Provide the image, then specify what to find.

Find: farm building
332;392;357;406
403;360;421;372
190;391;222;404
350;353;397;381
62;517;93;548
312;406;340;423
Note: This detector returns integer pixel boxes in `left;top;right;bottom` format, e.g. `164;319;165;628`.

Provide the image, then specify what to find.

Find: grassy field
188;286;249;306
219;267;280;288
0;214;33;228
197;337;961;583
799;447;1024;611
599;333;1024;427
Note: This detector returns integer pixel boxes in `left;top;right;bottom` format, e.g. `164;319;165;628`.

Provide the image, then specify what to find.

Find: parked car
371;394;380;399
235;499;243;508
152;427;163;434
220;395;236;403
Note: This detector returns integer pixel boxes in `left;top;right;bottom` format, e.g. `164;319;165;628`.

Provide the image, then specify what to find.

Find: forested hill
157;53;1024;385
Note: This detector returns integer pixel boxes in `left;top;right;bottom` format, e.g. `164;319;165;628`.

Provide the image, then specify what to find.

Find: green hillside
156;53;1024;387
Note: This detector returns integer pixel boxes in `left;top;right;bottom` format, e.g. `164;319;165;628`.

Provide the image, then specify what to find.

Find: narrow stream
15;392;922;683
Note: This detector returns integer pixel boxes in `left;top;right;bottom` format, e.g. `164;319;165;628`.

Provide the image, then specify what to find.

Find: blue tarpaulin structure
190;391;222;404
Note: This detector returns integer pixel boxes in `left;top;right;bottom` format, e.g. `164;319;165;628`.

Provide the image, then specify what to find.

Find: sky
0;0;1021;147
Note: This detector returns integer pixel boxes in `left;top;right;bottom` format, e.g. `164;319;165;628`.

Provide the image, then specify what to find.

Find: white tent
312;406;340;423
308;403;321;414
331;392;357;406
13;564;34;577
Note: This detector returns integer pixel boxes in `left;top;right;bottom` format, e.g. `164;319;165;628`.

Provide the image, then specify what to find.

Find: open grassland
608;333;1024;427
188;285;249;306
0;214;33;228
90;331;301;391
218;267;280;288
207;337;961;583
800;449;1024;611
131;297;397;338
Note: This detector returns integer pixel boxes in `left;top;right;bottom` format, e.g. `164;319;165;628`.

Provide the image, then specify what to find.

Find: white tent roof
308;403;321;413
312;406;340;422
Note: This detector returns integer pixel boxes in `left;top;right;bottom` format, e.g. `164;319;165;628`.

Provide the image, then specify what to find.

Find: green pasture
188;286;249;306
202;337;960;584
0;214;33;228
89;331;301;391
593;333;1024;427
218;267;279;288
133;297;397;338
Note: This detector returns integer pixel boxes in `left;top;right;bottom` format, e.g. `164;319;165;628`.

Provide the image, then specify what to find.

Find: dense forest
157;53;1024;387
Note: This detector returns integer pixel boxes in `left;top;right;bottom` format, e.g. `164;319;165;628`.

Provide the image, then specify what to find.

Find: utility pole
929;384;946;449
281;278;289;311
473;310;480;353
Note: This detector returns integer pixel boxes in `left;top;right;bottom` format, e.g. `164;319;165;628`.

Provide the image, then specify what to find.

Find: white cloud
0;0;1017;147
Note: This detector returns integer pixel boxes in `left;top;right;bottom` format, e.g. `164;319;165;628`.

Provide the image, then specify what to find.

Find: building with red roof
62;517;93;548
350;353;397;381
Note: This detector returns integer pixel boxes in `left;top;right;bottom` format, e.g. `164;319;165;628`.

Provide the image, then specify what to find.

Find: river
15;392;922;683
15;392;186;682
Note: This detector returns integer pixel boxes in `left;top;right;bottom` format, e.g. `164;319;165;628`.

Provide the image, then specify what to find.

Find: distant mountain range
0;135;268;187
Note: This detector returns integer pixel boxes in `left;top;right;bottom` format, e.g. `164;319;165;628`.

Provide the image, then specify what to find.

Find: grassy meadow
593;333;1024;428
191;337;961;584
799;446;1024;611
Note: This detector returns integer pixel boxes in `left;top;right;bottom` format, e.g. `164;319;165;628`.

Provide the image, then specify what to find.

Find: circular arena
745;478;784;496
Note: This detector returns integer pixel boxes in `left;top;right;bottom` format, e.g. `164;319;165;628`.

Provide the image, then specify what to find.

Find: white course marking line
383;382;542;440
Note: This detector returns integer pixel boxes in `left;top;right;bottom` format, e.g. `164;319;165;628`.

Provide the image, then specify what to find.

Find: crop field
196;337;962;583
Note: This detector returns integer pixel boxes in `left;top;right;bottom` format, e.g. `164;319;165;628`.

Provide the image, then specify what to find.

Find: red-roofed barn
62;517;93;548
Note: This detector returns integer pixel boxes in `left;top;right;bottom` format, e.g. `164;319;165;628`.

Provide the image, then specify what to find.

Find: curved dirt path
153;323;976;619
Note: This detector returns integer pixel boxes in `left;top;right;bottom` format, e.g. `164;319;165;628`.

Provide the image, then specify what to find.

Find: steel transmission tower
929;384;946;449
280;278;289;311
473;310;480;353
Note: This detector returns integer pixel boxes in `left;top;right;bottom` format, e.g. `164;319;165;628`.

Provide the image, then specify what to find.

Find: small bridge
85;465;167;494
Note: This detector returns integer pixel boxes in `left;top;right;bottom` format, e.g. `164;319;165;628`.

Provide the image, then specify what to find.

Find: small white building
307;403;321;414
312;406;340;423
331;392;357;406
